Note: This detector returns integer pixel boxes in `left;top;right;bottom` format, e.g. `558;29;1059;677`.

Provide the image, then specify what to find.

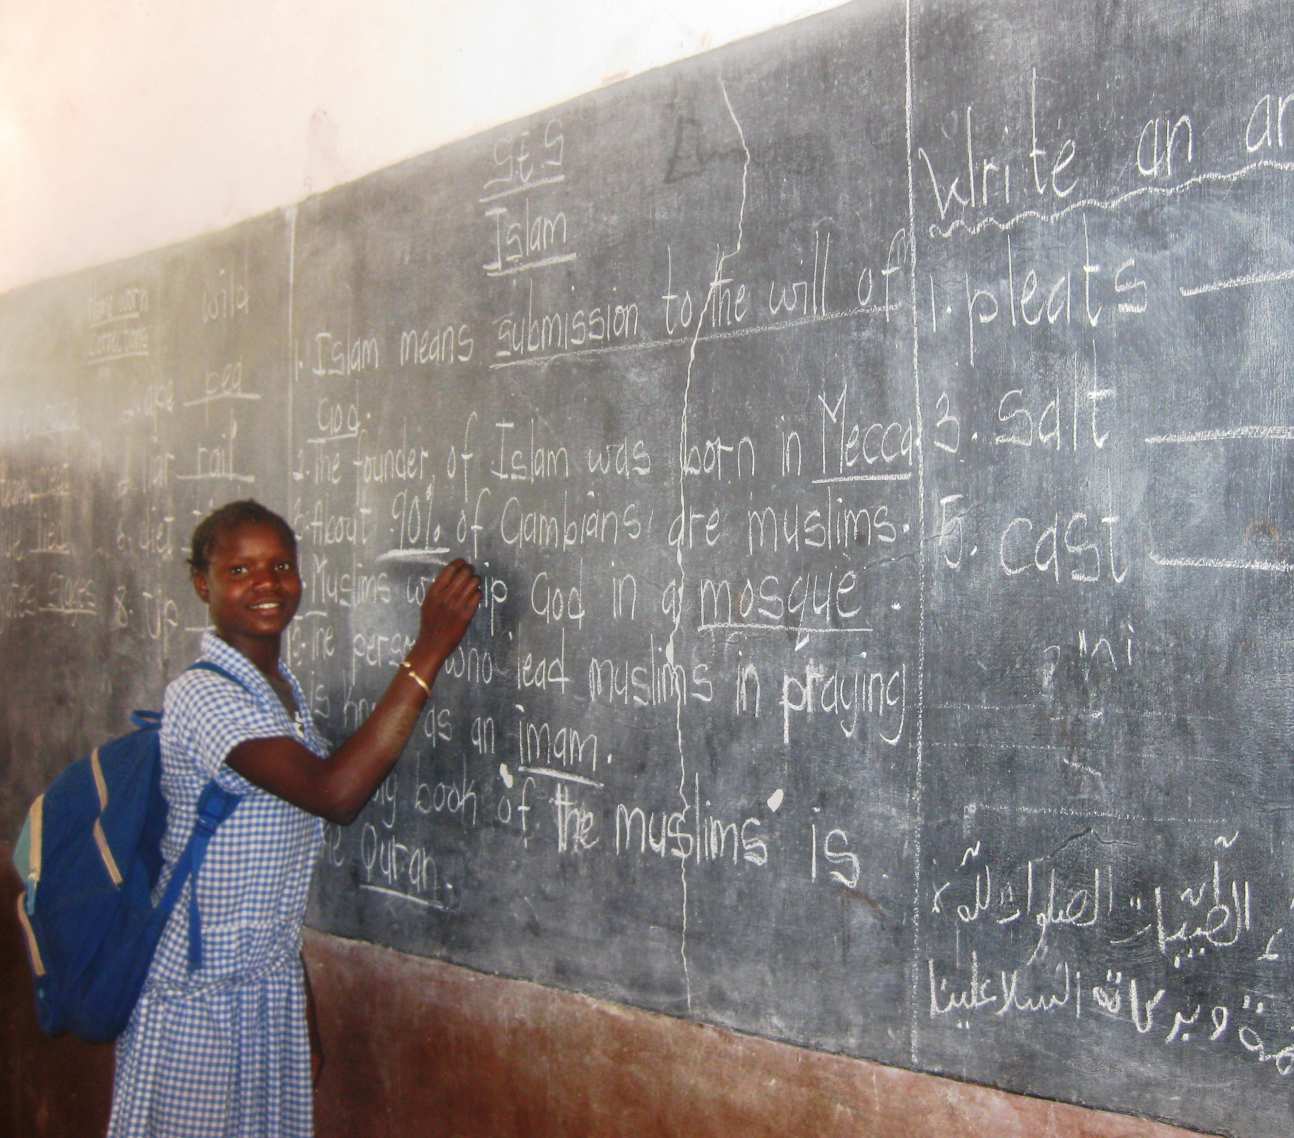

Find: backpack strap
166;660;255;971
155;781;243;970
185;660;250;689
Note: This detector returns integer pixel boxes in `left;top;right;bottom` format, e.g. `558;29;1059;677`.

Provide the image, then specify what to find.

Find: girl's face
192;521;301;658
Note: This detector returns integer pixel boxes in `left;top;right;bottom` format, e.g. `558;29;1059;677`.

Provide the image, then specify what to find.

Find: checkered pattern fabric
108;633;328;1138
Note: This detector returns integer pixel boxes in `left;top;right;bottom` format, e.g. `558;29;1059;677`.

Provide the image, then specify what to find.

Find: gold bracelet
400;659;432;697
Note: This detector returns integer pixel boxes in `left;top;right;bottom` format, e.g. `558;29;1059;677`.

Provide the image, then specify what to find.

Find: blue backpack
12;662;246;1043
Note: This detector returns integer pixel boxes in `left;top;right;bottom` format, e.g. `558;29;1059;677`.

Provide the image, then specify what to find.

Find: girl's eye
276;561;295;572
229;566;247;575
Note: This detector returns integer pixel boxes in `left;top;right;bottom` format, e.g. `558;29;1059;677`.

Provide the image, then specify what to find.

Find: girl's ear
192;569;210;604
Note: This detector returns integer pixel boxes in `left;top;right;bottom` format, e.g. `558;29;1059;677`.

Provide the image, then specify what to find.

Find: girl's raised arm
226;559;481;822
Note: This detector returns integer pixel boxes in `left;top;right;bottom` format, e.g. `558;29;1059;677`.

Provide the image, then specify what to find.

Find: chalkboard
0;211;294;821
3;3;1293;1135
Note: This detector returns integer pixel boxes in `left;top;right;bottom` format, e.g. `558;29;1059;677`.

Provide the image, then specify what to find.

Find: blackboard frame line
903;0;931;1073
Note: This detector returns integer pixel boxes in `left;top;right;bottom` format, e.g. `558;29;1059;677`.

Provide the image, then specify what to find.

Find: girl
107;499;481;1137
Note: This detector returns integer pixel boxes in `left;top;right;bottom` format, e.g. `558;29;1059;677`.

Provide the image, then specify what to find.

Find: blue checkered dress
107;633;328;1138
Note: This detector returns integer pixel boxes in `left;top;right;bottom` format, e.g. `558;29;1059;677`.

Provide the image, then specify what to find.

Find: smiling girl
107;499;480;1138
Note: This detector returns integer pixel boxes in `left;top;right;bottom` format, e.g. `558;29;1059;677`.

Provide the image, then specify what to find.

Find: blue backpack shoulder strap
185;659;250;690
167;659;254;970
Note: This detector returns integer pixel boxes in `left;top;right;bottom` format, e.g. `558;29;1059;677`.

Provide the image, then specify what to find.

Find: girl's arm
225;559;481;823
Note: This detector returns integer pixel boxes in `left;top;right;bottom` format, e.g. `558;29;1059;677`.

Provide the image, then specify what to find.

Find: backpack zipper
14;895;46;977
89;747;124;887
22;796;44;912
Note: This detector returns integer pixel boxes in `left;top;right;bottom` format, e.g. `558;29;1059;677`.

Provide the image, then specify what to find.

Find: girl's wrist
402;642;446;684
399;660;433;697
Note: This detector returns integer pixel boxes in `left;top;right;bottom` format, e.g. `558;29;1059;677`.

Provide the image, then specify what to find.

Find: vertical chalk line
349;304;362;685
903;0;929;1069
673;254;697;1011
668;75;751;1013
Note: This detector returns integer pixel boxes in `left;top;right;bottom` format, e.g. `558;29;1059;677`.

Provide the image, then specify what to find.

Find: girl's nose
250;567;278;589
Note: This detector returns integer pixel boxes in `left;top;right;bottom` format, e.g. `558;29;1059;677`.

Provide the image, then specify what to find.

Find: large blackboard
3;3;1293;1134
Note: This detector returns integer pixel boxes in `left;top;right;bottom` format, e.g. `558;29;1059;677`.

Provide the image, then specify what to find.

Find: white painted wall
0;0;845;295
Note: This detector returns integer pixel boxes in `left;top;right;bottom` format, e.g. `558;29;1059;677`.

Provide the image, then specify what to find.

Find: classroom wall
0;4;1224;1135
0;0;851;296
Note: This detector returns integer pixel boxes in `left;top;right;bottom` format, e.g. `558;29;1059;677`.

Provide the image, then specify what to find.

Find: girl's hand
227;558;484;824
415;559;482;665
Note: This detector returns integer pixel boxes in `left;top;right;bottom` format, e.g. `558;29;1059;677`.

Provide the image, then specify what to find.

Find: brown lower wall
1;855;1213;1138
